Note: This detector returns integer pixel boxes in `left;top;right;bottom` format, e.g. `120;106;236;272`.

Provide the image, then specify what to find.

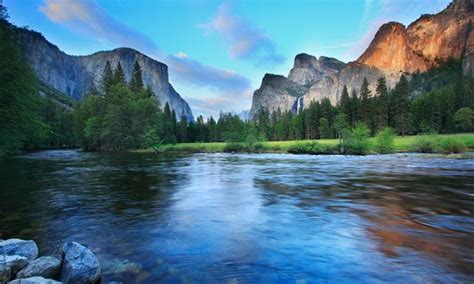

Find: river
0;150;473;283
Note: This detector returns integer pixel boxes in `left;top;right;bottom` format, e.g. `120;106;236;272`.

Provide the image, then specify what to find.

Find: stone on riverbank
8;276;62;284
1;255;29;274
0;239;38;261
60;242;101;284
0;264;11;283
17;256;61;280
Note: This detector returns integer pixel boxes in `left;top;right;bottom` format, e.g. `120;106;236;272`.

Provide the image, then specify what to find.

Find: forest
1;3;474;157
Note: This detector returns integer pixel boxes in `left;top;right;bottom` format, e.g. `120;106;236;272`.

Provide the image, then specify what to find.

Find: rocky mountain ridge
250;0;474;118
15;26;194;120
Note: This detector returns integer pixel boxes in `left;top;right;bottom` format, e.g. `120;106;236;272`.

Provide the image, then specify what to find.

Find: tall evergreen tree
99;60;113;95
394;75;411;135
350;89;359;127
178;114;188;143
162;103;176;143
113;62;126;85
376;76;389;130
339;85;351;124
129;60;144;93
359;77;371;126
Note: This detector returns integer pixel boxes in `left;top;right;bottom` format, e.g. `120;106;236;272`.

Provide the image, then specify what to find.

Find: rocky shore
0;239;101;284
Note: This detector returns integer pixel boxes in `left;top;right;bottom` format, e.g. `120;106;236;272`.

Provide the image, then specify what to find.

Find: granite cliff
250;0;474;118
16;27;193;120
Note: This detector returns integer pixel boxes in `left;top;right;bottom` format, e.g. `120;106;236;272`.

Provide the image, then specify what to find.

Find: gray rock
0;239;39;261
0;264;11;283
17;256;61;280
14;27;194;121
0;255;29;274
60;242;100;284
8;276;62;284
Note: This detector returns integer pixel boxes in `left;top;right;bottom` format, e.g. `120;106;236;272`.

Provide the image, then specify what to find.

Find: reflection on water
0;151;473;283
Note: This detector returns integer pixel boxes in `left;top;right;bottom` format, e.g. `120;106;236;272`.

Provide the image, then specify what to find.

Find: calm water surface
0;150;473;283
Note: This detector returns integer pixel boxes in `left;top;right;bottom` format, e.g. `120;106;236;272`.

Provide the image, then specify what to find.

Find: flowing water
0;150;473;283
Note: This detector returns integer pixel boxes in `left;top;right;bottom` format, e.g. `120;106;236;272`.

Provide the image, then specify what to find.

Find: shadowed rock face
250;74;309;117
250;0;474;117
16;27;193;121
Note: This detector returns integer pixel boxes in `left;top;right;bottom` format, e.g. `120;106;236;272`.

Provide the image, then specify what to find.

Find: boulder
8;276;62;284
59;242;100;284
1;255;29;274
17;256;61;280
0;265;11;283
0;239;38;261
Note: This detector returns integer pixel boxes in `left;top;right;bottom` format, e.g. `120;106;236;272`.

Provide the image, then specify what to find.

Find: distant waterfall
291;97;304;114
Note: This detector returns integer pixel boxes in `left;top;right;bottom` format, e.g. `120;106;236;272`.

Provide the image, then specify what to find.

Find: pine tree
376;76;389;130
129;60;144;93
178;114;188;143
319;117;330;139
339;85;351;124
350;89;359;127
113;62;126;85
99;60;113;95
0;3;7;20
208;116;217;142
162;103;176;143
394;75;411;136
359;77;371;126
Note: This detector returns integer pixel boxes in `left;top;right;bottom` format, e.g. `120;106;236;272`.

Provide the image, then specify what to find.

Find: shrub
453;107;474;132
412;135;438;153
253;142;269;153
341;124;371;155
223;142;246;153
374;128;396;154
287;141;328;155
439;137;466;154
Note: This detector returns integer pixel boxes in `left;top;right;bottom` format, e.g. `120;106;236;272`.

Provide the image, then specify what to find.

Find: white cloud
201;3;284;66
39;0;251;94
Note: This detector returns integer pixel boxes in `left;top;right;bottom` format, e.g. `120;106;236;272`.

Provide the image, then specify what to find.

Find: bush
223;142;246;153
412;135;438;153
287;141;328;155
341;124;371;155
374;128;396;154
439;137;466;154
253;142;269;153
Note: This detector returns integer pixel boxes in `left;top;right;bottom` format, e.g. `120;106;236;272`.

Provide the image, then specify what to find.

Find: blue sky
5;0;450;118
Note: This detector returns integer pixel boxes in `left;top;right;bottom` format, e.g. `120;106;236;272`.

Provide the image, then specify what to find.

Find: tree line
1;2;474;156
173;60;474;144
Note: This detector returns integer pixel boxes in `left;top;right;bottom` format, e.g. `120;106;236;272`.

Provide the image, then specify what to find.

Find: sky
5;0;451;118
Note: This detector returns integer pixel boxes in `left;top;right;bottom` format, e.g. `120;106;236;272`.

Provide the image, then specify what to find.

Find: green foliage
438;137;466;154
99;60;113;95
129;60;144;93
376;76;389;131
223;142;246;153
453;107;474;132
374;128;396;154
287;141;329;155
112;62;126;85
74;62;162;151
319;117;330;139
412;135;438;153
359;77;371;126
0;16;47;156
341;123;371;155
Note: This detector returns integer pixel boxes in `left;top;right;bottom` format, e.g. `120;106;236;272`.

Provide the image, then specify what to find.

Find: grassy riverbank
133;133;474;155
